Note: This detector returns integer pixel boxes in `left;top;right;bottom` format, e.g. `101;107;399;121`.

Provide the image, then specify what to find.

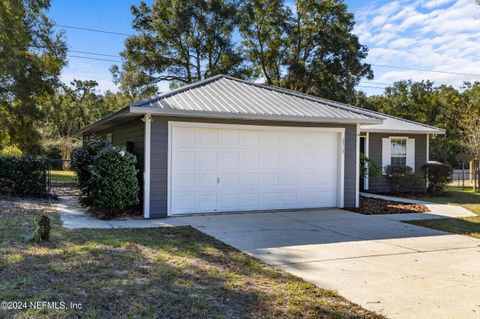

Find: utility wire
54;24;132;36
55;24;480;78
70;50;120;58
68;55;122;63
371;64;480;77
357;85;386;90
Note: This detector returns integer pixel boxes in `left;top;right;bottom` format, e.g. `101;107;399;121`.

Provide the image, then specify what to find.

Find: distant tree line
355;80;480;168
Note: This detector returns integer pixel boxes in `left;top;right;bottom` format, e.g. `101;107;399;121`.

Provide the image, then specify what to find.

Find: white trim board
143;114;152;219
167;121;346;215
355;124;360;208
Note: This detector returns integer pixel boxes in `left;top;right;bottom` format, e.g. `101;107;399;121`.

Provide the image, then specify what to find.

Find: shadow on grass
0;226;380;319
406;216;480;239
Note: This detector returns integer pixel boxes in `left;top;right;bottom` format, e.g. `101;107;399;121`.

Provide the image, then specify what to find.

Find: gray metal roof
358;109;445;134
76;74;445;135
130;75;382;124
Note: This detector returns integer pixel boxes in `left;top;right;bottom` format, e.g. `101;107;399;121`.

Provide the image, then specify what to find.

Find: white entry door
169;122;344;215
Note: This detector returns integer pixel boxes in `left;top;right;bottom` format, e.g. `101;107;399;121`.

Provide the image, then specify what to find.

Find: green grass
0;198;381;319
407;186;480;239
410;186;480;216
49;170;77;183
407;217;480;239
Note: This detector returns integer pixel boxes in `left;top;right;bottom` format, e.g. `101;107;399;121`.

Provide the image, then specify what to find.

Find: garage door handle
217;177;220;184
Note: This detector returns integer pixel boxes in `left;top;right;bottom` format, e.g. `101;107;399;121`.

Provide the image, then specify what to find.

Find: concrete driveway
170;209;480;319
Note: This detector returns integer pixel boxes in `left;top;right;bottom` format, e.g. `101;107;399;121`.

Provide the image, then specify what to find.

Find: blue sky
49;0;480;95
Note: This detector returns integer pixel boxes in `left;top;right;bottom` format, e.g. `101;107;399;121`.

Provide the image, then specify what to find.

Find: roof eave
360;128;445;135
73;106;132;137
129;106;383;124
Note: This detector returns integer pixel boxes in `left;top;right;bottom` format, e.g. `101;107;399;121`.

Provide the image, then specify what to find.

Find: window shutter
407;138;415;171
382;138;391;173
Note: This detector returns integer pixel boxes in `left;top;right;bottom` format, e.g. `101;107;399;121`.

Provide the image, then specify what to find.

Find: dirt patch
346;196;429;215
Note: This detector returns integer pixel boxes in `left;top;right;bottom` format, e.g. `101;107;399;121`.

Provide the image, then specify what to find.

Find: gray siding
367;133;427;192
149;116;358;217
98;118;145;167
149;120;168;218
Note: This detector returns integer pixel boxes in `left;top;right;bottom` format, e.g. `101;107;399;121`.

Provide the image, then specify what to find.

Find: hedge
89;146;139;219
0;156;48;197
421;162;452;194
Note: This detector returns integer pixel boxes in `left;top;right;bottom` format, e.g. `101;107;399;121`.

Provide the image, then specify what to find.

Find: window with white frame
391;138;407;166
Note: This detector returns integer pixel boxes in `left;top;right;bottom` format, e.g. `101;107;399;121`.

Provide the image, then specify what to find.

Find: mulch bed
347;196;430;215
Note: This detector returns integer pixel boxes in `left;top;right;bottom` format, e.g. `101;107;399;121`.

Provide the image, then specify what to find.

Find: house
77;75;445;218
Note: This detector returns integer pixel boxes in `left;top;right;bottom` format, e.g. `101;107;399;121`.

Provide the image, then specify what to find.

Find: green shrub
0;156;48;197
360;154;382;182
385;165;424;192
89;146;139;219
71;135;110;202
0;145;22;156
421;162;452;194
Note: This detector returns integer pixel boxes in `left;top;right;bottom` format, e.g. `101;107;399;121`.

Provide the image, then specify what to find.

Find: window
391;138;407;166
106;133;113;143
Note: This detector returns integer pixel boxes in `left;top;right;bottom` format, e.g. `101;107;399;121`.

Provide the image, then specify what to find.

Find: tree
283;0;372;102
458;103;480;191
356;80;465;165
238;0;290;84
41;80;135;165
0;0;66;153
239;0;372;102
113;0;250;95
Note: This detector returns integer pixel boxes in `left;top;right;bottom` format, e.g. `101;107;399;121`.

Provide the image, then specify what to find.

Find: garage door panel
239;193;259;207
198;173;217;187
219;151;239;169
218;194;239;209
219;173;239;187
176;151;195;168
240;173;260;186
197;151;218;169
262;193;279;206
220;130;239;145
261;131;280;145
170;124;341;214
175;127;196;144
260;151;279;168
174;173;195;190
197;195;217;210
240;152;260;169
240;131;260;145
198;129;218;145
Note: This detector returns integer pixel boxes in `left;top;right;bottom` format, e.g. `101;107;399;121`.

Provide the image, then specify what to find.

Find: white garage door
169;122;344;215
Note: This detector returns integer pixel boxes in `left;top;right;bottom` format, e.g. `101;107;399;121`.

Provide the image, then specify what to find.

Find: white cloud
423;0;454;9
354;0;480;94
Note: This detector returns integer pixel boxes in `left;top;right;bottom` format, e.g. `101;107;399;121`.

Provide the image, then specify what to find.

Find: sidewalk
55;197;184;229
360;192;476;221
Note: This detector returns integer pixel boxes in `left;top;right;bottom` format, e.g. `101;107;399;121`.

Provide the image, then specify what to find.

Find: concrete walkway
55;197;178;229
360;192;476;221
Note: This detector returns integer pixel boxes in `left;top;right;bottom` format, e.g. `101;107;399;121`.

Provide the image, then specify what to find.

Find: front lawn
410;186;480;216
0;198;381;319
49;170;77;184
407;186;480;240
407;217;480;239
